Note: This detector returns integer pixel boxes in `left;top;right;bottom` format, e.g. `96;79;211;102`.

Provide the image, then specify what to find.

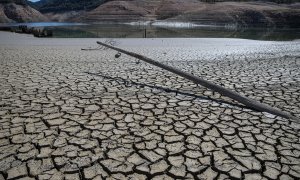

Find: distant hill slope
71;0;300;28
28;0;111;22
171;1;300;28
73;0;204;22
1;0;299;27
31;0;110;13
0;0;48;23
0;0;26;5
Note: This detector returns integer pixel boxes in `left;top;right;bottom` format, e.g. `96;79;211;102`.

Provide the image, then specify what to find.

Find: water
0;22;86;27
1;22;299;41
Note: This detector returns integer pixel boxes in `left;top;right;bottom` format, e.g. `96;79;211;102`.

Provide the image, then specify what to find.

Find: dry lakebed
0;31;299;179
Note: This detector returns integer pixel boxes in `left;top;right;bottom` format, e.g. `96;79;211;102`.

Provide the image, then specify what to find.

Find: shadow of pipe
85;71;256;111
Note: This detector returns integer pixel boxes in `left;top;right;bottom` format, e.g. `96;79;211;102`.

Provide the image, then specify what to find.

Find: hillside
0;0;48;23
171;1;300;28
31;0;109;12
72;0;300;27
1;0;299;27
73;0;205;22
0;0;26;5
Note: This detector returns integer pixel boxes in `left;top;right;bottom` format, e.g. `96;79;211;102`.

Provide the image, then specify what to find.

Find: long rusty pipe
96;41;298;121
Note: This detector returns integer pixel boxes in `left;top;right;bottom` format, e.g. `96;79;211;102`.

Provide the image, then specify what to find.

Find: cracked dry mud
0;34;300;179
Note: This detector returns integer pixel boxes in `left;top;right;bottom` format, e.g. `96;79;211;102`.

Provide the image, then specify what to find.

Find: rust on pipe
96;41;298;121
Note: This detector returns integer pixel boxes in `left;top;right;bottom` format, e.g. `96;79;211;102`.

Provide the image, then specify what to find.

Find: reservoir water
1;22;299;41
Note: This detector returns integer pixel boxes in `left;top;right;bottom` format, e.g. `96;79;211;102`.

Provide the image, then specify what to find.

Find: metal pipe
96;41;298;121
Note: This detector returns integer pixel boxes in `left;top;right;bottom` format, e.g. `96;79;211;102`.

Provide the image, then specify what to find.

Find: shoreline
0;31;299;59
1;23;300;41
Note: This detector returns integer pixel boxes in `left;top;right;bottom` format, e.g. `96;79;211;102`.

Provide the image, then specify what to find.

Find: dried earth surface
0;32;299;179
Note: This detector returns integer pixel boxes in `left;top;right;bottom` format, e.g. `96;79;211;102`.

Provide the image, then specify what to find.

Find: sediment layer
0;32;299;179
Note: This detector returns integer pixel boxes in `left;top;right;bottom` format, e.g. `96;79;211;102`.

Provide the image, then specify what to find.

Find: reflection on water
0;22;86;27
48;24;300;41
1;22;299;41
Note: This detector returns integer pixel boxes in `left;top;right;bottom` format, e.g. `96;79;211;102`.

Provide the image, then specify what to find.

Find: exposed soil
0;3;48;23
71;1;300;27
0;31;299;179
